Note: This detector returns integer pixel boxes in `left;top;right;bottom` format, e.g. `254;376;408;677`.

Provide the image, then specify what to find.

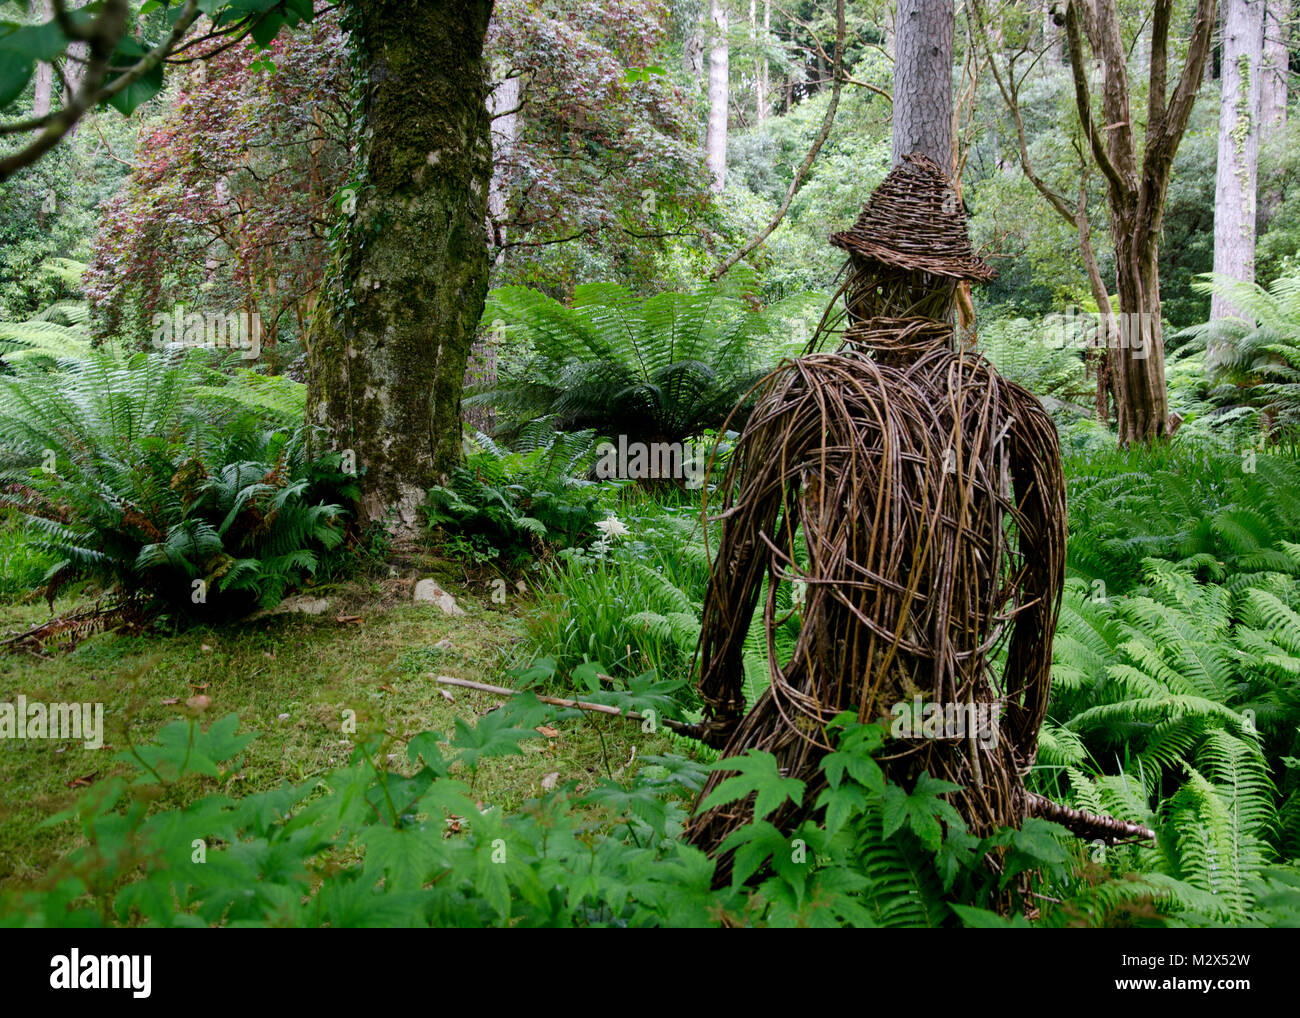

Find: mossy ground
0;568;670;891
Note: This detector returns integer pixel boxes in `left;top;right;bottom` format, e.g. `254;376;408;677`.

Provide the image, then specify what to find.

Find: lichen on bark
308;0;493;528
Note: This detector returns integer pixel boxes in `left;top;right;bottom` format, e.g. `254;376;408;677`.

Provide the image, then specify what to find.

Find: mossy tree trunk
309;0;494;528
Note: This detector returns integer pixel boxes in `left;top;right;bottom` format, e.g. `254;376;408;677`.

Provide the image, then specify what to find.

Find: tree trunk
1043;5;1063;67
487;67;519;251
891;0;954;167
1210;0;1264;345
683;20;705;77
758;0;769;124
706;0;729;191
307;0;493;529
1112;203;1172;442
1260;0;1290;226
1260;0;1289;139
32;0;52;118
1064;0;1216;444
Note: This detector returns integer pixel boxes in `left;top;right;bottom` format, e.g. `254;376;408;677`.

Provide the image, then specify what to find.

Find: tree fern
1183;270;1300;440
473;281;819;445
190;367;307;430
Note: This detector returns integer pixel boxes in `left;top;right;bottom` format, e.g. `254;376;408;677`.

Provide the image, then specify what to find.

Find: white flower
595;515;630;540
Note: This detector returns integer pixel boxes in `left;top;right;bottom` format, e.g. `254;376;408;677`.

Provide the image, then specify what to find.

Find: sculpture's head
829;152;995;325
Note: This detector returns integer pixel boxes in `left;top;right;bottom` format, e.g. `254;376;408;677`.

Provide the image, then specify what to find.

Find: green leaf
0;20;67;62
583;780;668;836
449;711;541;771
699;749;804;822
405;730;449;774
716;819;790;887
950;904;1031;928
822;723;885;791
814;782;869;839
104;62;165;115
881;772;964;851
226;0;286;12
249;12;285;47
359;822;445;892
0;51;33;108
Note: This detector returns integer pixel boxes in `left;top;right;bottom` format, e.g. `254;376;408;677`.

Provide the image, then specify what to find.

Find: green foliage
0;351;354;616
0;507;55;599
1257;118;1300;286
1064;444;1300;592
190;367;308;431
0;304;96;369
1045;559;1300;925
424;431;604;569
520;500;710;682
976;314;1091;415
0;703;1085;928
471;279;820;446
1182;270;1300;443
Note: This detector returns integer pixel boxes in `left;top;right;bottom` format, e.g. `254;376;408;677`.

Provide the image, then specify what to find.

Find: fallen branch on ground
1026;791;1157;843
430;675;701;736
431;678;1154;844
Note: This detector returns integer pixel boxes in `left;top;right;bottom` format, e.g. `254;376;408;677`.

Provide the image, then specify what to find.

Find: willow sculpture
685;155;1150;868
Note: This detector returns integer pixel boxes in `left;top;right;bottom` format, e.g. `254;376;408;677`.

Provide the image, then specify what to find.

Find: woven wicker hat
830;152;996;283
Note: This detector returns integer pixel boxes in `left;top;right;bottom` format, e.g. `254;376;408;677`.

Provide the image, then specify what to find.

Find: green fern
1045;554;1300;923
0;352;349;615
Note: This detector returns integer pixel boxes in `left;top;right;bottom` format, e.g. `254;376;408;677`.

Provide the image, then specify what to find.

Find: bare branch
971;0;1075;224
1063;0;1128;197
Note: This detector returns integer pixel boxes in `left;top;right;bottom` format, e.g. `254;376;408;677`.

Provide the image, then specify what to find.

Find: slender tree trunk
892;0;954;167
1210;0;1264;345
749;0;757;125
757;0;769;124
32;63;52;118
952;35;979;344
1260;0;1291;225
1043;5;1063;67
308;0;494;528
1260;0;1290;138
706;0;729;191
487;68;519;251
32;0;53;118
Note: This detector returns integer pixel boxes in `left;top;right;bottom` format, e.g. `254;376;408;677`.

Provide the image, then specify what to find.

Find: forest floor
0;566;663;891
